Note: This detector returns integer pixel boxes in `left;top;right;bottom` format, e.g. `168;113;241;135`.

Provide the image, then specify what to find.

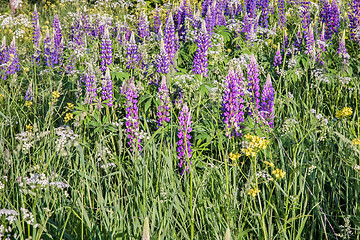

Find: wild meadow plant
0;0;360;239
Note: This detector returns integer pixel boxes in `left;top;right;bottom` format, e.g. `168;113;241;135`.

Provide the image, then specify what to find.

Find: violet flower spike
247;53;260;114
156;39;170;74
25;83;34;102
274;43;282;67
32;5;41;47
221;66;245;137
154;5;161;34
177;103;192;174
43;29;53;68
193;21;211;77
126;33;141;69
6;37;20;78
338;31;350;64
164;13;176;63
0;37;7;79
157;76;170;127
123;78;141;152
84;64;98;104
260;74;275;128
101;68;114;107
100;27;113;73
138;11;150;41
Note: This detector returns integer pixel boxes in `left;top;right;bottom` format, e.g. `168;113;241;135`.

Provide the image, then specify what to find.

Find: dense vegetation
1;0;360;239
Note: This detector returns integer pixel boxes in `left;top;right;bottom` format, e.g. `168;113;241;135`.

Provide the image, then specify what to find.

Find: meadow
0;0;360;239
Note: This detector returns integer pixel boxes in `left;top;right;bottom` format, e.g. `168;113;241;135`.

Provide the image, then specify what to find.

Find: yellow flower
52;91;60;99
26;124;33;132
24;67;29;72
264;161;274;167
336;107;353;118
227;49;231;53
64;113;74;123
352;138;360;145
248;188;260;198
229;152;241;161
272;169;286;179
67;103;74;110
25;101;33;107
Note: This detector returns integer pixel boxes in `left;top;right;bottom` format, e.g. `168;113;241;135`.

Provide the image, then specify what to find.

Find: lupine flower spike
101;68;113;107
247;54;260;115
156;39;170;74
193;21;211;77
177;103;192;174
274;43;282;67
6;37;20;78
260;74;275;128
338;31;350;64
127;33;141;69
164;13;176;63
100;27;113;73
84;64;97;104
157;76;170;127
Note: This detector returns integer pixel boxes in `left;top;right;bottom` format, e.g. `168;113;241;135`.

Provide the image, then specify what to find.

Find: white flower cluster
339;77;351;86
256;170;273;183
312;69;329;84
310;109;328;125
0;14;31;38
20;208;35;226
281;118;298;135
15;126;50;153
173;74;201;100
18;173;70;191
0;209;18;239
55;126;79;156
0;209;18;223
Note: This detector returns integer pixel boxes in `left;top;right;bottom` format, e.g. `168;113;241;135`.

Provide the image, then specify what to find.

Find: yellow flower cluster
248;188;260;198
26;124;33;132
272;169;286;179
64;113;74;123
241;134;270;157
352;138;360;145
51;91;60;104
336;107;353;118
67;103;74;110
25;101;32;107
264;161;274;167
229;152;241;161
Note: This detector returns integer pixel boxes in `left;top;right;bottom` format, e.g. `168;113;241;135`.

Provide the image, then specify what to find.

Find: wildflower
338;31;350;64
126;33;142;69
248;187;260;197
52;14;63;66
274;44;282;67
272;168;286;179
247;54;260;114
138;11;150;41
101;68;114;107
122;77;141;151
25;101;33;107
241;134;270;156
26;124;33;132
5;37;20;79
44;29;53;68
64;113;74;122
264;160;274;167
164;13;176;63
156;39;170;74
67;103;74;110
153;5;161;34
177;103;192;174
229;152;241;161
336;107;353;118
221;66;245;137
352;138;360;145
52;91;60;99
157;76;170;127
260;74;275;128
100;28;113;73
193;21;211;77
25;83;34;102
84;64;97;104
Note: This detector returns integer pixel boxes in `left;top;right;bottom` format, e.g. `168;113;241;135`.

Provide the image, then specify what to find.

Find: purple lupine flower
164;13;176;63
5;37;20;78
278;0;286;26
221;66;245;137
349;0;360;42
247;54;260;114
245;0;256;18
156;39;170;74
0;37;7;79
305;25;315;58
122;77;141;151
338;31;350;63
32;5;40;46
259;0;270;28
100;28;113;73
101;68;113;107
157;76;170;127
260;74;275;128
154;5;161;34
52;14;63;66
300;0;311;32
202;0;213;17
215;0;226;27
205;6;215;33
177;103;192;174
294;29;303;51
138;11;150;41
84;64;97;104
43;29;53;68
193;21;211;77
316;25;327;64
274;44;282;67
327;0;340;40
282;30;289;53
25;83;34;101
126;33;142;69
